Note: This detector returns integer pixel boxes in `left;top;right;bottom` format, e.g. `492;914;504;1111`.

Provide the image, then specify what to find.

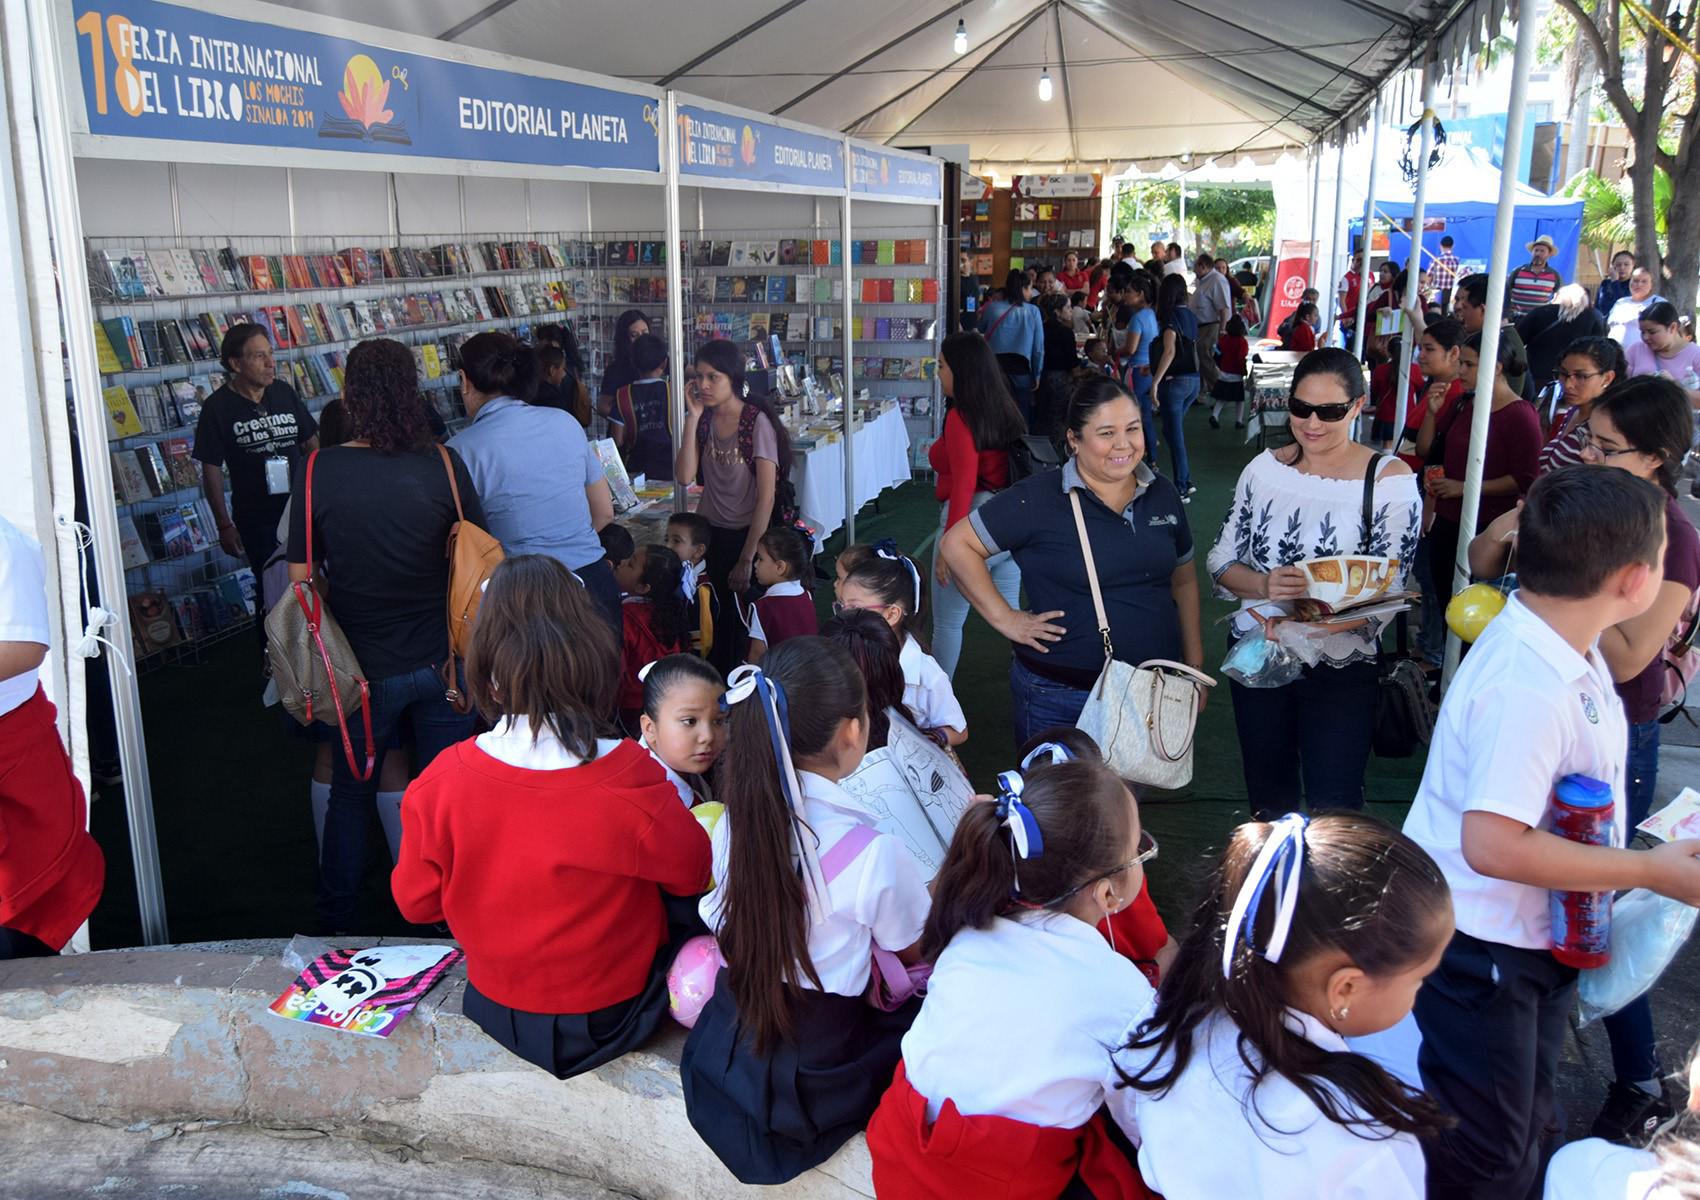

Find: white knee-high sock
310;780;331;854
377;791;405;863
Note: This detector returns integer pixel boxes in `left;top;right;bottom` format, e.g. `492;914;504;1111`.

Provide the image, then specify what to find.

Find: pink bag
819;824;932;1011
1659;586;1699;719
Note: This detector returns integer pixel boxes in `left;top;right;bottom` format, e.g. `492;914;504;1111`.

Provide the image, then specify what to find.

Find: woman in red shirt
928;331;1028;678
392;554;711;1081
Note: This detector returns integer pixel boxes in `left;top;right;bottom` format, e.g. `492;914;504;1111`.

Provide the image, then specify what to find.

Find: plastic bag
1222;628;1303;689
1577;889;1699;1025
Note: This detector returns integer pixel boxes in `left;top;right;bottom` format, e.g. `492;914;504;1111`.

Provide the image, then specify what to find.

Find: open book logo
321;55;411;145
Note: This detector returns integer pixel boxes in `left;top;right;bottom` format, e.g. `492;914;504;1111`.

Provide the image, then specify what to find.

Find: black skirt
680;970;920;1185
462;941;672;1082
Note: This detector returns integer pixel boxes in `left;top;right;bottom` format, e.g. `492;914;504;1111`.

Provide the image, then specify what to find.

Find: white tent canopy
270;0;1517;171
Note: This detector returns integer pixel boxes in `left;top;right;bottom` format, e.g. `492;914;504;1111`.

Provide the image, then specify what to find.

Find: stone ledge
0;941;874;1200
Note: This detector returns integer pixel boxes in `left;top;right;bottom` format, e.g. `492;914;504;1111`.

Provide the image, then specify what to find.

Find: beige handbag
1068;490;1213;790
265;450;374;781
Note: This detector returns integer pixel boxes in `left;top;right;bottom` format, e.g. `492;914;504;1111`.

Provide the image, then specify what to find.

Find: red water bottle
1548;774;1616;969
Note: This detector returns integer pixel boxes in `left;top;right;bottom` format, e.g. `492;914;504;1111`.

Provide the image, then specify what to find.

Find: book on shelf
117;515;150;568
111;450;152;503
129;592;180;654
134;442;172;495
93;321;123;373
103;385;144;438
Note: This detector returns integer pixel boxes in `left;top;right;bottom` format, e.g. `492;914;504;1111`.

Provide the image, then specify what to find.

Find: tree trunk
1562;45;1593;185
1663;153;1700;314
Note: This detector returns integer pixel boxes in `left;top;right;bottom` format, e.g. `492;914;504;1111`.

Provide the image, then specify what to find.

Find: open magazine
838;709;975;881
1288;555;1415;626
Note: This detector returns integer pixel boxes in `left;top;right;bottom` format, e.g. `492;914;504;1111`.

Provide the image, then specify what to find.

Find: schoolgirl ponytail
918;753;1134;961
716;637;867;1054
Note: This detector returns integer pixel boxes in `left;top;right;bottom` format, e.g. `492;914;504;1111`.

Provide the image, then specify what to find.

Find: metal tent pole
841;146;856;542
24;0;168;943
1442;11;1539;687
1307;144;1322;288
1325;129;1349;341
663;92;687;513
1393;48;1436;448
1351;90;1384;360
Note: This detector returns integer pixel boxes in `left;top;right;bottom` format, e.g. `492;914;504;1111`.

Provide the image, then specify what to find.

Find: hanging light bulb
954;18;968;54
1038;67;1053;102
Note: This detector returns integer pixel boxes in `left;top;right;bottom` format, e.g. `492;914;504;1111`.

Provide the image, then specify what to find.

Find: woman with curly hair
286;336;488;935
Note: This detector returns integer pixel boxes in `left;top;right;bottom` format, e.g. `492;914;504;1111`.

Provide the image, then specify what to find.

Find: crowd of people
4;223;1700;1199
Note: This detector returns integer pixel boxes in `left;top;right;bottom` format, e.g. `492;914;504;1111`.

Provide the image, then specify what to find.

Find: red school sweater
620;599;687;713
752;589;819;647
392;738;712;1014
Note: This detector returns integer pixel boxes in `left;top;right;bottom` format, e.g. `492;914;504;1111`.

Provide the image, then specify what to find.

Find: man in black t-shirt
193;323;317;575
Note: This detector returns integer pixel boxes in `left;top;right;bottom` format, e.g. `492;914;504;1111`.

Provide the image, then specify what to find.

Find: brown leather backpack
437;445;503;708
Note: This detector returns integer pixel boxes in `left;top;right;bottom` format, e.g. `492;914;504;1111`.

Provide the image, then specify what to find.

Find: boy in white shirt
1404;466;1700;1198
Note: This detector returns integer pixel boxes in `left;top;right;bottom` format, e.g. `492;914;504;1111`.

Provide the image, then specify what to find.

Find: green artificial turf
93;403;1426;946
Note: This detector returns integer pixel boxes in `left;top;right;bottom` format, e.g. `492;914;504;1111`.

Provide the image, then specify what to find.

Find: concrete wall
0;941;873;1200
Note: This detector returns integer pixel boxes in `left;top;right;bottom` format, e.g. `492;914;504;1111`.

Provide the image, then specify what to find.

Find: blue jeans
932;497;1021;679
1009;656;1093;747
1413;534;1445;667
320;659;476;932
1603;719;1663;1084
1158;375;1201;490
1127;368;1158;463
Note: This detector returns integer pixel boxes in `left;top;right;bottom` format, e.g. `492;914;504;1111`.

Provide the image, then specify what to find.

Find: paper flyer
268;944;462;1038
1638;788;1700;843
839;709;974;879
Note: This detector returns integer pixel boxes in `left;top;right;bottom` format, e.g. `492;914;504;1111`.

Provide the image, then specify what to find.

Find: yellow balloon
692;801;725;839
1446;583;1507;644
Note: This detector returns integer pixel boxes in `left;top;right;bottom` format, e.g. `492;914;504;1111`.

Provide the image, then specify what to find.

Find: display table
790;403;913;537
615;402;913;541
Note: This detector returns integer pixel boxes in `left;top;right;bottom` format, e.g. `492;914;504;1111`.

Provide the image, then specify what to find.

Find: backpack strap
1357;452;1386;555
819;823;880;884
436;444;467;523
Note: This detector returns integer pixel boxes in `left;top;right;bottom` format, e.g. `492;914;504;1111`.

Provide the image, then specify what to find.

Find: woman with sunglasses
1415;330;1542;621
1538;336;1625;474
1468;375;1699;1143
1207;349;1421;819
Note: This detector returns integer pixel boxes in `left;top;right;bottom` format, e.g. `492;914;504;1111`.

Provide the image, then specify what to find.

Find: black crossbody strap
1358;452;1385;555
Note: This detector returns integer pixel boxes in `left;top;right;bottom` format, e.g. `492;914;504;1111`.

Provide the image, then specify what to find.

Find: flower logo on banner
740;124;758;167
322;54;411;144
340;56;393;127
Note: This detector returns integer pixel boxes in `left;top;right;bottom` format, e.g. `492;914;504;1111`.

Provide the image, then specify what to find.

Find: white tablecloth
791;404;913;537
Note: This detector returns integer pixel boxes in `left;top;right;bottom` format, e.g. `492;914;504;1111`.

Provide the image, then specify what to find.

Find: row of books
687;274;940;305
798;354;938;382
111;439;200;505
103;379;214;440
692;313;939;344
93;280;570;375
88;239;669;301
1011;229;1095;250
127;572;257;657
119;498;222;565
691;238;932;268
1014;202;1081;221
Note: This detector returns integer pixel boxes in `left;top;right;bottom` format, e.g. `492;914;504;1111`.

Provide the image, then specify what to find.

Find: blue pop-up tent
1352;144;1583;282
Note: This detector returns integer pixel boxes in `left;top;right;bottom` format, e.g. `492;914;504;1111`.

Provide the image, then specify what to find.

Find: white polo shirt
700;770;930;996
0;516;50;718
1110;1007;1425;1200
902;910;1153;1129
1543;1138;1671;1200
900;634;967;732
1403;594;1628;950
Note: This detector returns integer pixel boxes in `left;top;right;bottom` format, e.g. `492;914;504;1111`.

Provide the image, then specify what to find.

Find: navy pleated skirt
680;969;921;1185
462;940;672;1082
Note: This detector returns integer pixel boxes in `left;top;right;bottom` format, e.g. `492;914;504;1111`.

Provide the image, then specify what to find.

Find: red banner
1267;239;1314;336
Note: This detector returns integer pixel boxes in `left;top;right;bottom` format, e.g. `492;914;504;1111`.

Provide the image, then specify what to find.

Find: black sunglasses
1289;397;1355;422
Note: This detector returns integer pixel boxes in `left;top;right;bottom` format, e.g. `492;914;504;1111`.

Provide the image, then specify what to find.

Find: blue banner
850;144;941;203
70;0;661;172
677;104;843;190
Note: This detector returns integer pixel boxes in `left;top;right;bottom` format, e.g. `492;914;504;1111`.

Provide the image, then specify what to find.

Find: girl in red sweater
746;526;818;661
1209;315;1251;430
616;542;690;729
681;639;933;1185
928;332;1027;678
392;555;711;1080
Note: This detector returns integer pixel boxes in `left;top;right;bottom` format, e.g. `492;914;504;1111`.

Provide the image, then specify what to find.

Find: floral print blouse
1206;450;1422;666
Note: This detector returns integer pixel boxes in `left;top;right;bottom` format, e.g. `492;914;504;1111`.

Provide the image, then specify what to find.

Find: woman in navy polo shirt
940;375;1203;743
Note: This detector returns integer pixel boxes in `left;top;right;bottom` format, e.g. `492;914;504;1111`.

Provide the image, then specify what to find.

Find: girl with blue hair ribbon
1110;813;1455;1199
679;637;932;1186
867;744;1159;1198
